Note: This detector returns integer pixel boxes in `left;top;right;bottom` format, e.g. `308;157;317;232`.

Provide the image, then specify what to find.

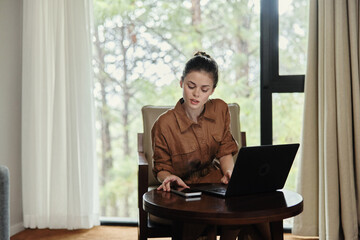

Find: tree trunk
235;6;252;98
119;26;131;158
191;0;201;26
94;25;114;216
191;0;202;50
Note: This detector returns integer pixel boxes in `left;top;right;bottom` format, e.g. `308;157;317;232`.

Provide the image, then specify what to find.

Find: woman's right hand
157;174;189;192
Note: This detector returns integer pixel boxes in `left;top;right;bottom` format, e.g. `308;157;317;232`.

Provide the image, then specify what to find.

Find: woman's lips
190;99;199;105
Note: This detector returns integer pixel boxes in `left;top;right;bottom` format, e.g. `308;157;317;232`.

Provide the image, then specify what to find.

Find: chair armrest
138;151;149;205
241;131;247;147
138;151;148;166
138;133;149;209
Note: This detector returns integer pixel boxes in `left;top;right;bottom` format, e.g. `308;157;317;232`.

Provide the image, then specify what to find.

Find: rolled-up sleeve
215;105;238;159
151;121;174;176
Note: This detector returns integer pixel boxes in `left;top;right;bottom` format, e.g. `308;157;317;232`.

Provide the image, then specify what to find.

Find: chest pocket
171;141;201;178
209;131;223;157
212;133;222;143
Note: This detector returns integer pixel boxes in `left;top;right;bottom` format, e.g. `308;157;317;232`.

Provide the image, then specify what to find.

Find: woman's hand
221;170;232;184
219;154;234;184
157;174;189;192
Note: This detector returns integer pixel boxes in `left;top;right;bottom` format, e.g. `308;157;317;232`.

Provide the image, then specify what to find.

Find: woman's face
180;70;215;112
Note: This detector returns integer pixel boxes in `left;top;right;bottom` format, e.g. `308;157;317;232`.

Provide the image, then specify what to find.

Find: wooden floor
11;226;319;240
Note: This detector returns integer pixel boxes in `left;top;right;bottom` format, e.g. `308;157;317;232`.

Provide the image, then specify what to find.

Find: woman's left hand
221;170;232;184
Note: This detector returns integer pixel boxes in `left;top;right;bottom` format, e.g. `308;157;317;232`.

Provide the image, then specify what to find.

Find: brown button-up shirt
151;98;238;184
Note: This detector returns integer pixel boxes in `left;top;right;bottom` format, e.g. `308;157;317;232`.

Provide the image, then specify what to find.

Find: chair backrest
142;103;243;186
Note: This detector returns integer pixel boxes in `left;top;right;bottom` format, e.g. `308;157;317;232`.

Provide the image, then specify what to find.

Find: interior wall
0;0;24;235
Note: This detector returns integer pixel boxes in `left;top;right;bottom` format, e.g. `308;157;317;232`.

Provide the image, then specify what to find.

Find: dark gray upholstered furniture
0;165;10;240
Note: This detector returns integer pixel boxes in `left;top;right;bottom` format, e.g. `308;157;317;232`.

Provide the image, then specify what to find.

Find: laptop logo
258;163;270;176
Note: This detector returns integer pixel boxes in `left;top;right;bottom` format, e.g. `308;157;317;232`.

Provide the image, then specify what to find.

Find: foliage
92;0;308;219
279;0;309;75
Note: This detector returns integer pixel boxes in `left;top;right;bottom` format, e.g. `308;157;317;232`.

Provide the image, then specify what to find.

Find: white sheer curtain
22;0;99;229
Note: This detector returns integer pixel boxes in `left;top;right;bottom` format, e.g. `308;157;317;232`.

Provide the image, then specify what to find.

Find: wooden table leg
206;225;217;240
269;221;284;240
172;221;208;240
171;221;185;240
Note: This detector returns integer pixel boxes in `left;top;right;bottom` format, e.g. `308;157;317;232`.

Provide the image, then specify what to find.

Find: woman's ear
179;80;183;88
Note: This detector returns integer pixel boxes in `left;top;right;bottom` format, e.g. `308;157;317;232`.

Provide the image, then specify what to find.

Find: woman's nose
193;88;200;97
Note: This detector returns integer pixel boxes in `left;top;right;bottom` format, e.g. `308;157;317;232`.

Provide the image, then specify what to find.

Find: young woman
151;52;268;240
152;51;237;191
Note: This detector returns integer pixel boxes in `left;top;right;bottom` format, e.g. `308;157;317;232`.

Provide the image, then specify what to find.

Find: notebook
192;143;300;197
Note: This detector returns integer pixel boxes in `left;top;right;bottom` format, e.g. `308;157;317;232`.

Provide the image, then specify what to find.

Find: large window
92;0;308;226
261;0;308;188
261;0;309;228
93;0;261;222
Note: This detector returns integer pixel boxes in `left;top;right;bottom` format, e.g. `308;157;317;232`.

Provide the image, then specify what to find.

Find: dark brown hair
181;51;219;88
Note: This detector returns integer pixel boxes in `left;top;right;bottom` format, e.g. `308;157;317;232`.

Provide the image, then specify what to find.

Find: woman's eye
202;89;209;93
188;85;195;89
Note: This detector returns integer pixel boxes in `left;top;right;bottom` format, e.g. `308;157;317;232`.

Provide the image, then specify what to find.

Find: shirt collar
173;98;216;133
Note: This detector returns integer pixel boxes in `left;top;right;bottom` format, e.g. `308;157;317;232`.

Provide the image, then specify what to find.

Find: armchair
137;103;246;240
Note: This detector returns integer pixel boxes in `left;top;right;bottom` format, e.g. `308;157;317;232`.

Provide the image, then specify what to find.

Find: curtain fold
293;0;360;239
22;0;99;229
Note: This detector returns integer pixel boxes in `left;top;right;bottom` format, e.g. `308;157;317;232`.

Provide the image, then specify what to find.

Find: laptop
192;143;300;197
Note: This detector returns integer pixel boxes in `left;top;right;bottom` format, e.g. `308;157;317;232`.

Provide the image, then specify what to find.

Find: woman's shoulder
207;98;229;111
153;108;176;128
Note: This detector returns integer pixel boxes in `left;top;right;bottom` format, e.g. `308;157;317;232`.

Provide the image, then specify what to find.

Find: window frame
260;0;305;145
98;0;307;226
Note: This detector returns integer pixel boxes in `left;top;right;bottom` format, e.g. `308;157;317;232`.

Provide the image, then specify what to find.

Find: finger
165;181;171;192
160;177;171;191
158;177;171;191
178;181;189;188
176;179;189;188
157;183;165;191
157;181;165;191
221;176;229;184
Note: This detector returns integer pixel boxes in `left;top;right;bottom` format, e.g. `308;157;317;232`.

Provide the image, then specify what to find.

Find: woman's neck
183;105;204;123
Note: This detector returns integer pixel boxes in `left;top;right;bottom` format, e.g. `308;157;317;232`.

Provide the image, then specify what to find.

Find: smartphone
170;187;202;198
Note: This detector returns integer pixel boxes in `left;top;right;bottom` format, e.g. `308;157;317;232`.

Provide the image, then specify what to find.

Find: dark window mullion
260;0;279;145
272;75;305;93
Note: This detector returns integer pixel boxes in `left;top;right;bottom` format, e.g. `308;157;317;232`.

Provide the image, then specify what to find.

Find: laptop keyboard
211;188;226;194
193;184;227;196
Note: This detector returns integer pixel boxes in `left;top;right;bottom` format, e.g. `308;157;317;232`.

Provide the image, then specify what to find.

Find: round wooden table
143;189;303;240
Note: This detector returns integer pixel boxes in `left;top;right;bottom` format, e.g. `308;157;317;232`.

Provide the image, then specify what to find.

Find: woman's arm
152;120;186;191
156;170;189;192
219;154;234;184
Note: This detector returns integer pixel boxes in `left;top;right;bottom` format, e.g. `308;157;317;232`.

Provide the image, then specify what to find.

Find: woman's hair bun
194;51;211;59
182;50;219;88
